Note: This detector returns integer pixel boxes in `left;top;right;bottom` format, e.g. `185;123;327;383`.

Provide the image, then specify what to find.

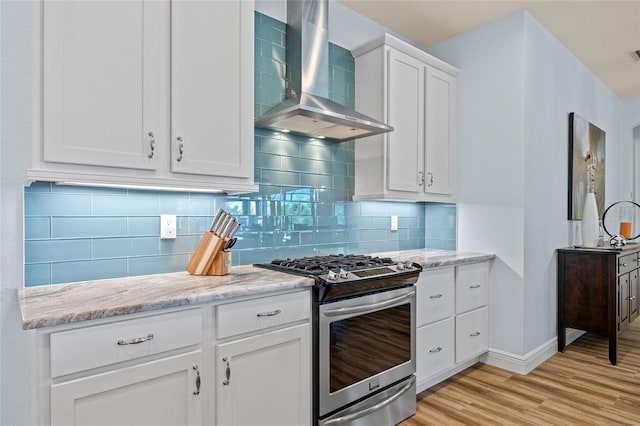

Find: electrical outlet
390;215;398;232
160;215;177;239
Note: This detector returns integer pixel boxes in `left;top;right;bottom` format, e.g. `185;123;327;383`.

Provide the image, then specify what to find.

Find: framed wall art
568;112;606;220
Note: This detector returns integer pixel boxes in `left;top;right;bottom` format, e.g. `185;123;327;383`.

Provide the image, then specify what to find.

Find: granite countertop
19;249;494;330
18;265;314;330
377;249;495;268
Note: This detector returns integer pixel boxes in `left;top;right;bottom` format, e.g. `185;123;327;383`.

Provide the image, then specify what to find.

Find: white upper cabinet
42;1;166;171
387;49;425;194
425;67;455;196
31;0;256;194
353;34;457;202
170;0;253;179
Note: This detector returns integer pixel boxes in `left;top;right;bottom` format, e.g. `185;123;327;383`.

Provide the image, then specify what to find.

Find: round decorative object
602;201;640;241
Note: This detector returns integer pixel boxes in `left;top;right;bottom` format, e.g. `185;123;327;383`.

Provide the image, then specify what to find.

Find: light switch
160;215;177;239
390;215;398;232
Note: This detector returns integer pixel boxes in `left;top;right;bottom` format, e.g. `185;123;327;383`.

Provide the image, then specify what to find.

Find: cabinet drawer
50;309;202;378
456;306;489;363
456;262;489;314
619;253;638;275
416;317;454;381
417;267;454;326
216;291;310;339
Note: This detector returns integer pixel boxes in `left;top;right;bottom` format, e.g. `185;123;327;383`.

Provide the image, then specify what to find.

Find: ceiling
337;1;640;99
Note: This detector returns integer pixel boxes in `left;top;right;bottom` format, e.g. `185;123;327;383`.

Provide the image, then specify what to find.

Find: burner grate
269;254;395;274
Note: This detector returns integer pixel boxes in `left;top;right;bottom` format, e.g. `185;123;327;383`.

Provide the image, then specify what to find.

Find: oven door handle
322;292;414;317
322;377;416;426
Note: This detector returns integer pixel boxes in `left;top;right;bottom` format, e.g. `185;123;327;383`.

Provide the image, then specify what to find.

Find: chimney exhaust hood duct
254;0;393;142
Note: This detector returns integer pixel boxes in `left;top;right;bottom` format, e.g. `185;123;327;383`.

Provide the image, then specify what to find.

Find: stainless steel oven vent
254;0;393;142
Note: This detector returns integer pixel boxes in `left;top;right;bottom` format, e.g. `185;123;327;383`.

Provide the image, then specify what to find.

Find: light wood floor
402;320;640;425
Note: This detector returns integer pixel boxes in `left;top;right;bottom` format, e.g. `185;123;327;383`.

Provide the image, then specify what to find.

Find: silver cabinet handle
256;309;281;317
429;294;443;299
427;172;434;187
323;377;415;425
622;263;627;267
429;347;443;353
470;284;481;289
193;365;201;395
418;171;425;186
470;331;481;337
629;296;637;301
147;132;155;158
176;136;184;162
222;357;230;386
117;333;154;346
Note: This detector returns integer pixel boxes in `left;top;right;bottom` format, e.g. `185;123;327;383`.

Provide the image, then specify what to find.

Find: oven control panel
321;262;419;283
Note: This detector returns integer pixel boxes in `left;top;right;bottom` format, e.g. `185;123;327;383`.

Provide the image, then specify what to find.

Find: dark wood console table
557;244;640;365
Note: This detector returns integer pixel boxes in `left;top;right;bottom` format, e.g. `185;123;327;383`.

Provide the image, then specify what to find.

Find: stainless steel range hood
254;0;393;142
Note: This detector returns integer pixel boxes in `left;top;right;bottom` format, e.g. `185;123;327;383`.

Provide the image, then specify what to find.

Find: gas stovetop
255;254;422;302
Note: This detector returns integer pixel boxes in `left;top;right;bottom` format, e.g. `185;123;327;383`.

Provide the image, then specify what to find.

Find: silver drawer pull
629;296;637;301
193;365;201;395
429;294;443;299
117;333;154;346
470;331;481;337
222;357;231;386
429;347;443;353
176;136;184;162
470;284;481;289
257;309;281;317
147;131;155;158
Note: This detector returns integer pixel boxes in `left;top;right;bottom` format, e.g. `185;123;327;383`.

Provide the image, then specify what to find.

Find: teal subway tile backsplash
51;259;127;284
23;12;454;286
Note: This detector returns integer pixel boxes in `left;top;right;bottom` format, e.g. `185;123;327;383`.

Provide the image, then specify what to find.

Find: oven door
318;286;416;417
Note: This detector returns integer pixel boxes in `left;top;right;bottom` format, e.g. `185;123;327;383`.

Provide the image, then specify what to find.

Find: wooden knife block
186;231;232;276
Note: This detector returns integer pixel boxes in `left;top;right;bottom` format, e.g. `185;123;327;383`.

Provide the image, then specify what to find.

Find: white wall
622;97;640;204
1;2;34;425
427;9;635;359
426;11;528;356
522;13;624;352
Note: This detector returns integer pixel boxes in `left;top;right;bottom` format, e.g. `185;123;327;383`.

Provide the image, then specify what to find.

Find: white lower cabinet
51;350;203;426
214;290;311;426
416;317;454;380
415;262;490;392
216;324;311;426
455;306;489;363
37;290;312;426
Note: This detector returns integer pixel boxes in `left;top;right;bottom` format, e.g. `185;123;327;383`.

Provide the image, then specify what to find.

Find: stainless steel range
256;254;420;426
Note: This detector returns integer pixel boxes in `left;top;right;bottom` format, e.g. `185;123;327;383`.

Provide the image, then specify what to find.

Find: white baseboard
481;328;586;375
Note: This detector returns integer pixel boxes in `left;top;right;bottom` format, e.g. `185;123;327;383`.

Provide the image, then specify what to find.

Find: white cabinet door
456;262;490;315
171;0;254;178
51;350;203;426
386;49;424;193
416;267;454;327
216;323;311;426
456;307;489;363
416;317;455;382
425;66;455;196
43;1;167;170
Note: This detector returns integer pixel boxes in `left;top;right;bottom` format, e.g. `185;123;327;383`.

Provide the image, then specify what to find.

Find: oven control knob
396;262;405;271
326;270;338;281
339;268;349;279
